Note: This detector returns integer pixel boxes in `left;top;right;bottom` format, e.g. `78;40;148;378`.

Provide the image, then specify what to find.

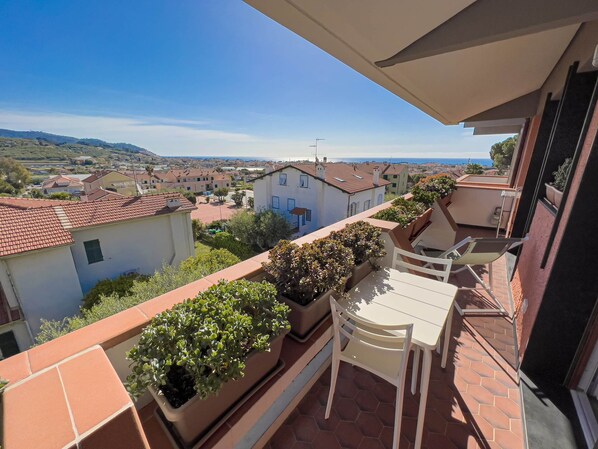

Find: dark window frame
84;239;104;264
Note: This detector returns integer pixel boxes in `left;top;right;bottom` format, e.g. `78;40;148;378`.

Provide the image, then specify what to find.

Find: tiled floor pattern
264;255;524;449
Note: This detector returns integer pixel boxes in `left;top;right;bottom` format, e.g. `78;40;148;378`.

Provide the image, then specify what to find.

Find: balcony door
572;338;598;448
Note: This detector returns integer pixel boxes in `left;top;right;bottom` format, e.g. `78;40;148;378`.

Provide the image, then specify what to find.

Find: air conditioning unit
167;198;181;209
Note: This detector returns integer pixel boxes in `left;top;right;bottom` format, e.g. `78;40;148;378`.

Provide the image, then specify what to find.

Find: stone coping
0;200;400;384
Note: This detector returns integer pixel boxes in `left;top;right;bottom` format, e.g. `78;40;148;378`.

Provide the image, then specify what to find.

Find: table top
340;267;458;349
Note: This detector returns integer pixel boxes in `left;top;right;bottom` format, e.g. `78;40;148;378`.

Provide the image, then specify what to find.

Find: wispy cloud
0;109;497;159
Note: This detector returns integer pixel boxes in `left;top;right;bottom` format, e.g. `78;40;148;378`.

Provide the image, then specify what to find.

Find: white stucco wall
3;246;83;335
254;167;386;234
70;213;194;293
450;187;514;228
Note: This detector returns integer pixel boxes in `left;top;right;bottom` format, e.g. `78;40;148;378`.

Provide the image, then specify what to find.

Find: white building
41;174;85;195
0;194;196;354
253;162;389;235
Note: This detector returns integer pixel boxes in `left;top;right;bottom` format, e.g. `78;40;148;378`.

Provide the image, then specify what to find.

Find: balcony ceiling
244;0;598;125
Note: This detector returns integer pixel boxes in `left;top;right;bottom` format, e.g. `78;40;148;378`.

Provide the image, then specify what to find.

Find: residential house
41;175;85;195
253;161;389;234
157;168;232;193
360;162;409;195
80;188;125;202
82;170;137;195
0;193;195;352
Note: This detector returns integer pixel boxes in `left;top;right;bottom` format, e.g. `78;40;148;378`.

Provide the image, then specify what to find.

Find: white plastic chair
393;247;453;393
326;296;413;449
425;236;528;316
392;247;453;282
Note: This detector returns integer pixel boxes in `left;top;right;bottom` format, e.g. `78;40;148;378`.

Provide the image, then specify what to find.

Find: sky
0;0;505;159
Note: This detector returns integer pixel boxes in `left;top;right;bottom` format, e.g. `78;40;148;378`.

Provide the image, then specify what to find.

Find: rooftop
0;193;196;257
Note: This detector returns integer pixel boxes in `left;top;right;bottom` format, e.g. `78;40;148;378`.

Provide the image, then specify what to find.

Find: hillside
0;136;157;162
0;129;155;156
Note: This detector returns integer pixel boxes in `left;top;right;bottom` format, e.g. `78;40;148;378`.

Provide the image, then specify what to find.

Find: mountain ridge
0;129;155;156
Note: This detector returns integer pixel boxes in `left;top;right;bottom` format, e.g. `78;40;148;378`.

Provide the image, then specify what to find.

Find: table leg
415;348;432;449
411;346;420;395
442;305;454;369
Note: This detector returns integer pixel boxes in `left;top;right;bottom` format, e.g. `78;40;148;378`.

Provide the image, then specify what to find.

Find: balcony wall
451;175;515;229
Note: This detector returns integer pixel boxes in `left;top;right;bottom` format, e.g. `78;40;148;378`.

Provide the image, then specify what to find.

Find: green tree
227;210;257;246
254;210;293;250
465;163;484;175
490;136;517;173
0;157;31;194
231;190;245;207
48;192;77;200
214;187;229;202
248;196;254;209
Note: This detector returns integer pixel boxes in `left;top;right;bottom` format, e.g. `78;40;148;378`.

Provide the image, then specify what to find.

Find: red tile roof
83;188;125;202
0;193;196;257
61;193;196;229
0;197;73;209
0;206;74;257
257;163;390;194
82;170;134;183
41;175;84;189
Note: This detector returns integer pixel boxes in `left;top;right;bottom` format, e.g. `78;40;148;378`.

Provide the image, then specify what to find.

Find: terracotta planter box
440;191;453;206
281;290;333;340
545;184;563;208
150;331;287;446
347;261;374;290
410;208;433;239
554;189;563;208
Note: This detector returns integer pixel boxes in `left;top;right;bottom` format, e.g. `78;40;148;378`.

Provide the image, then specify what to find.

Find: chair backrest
447;237;527;266
393;247;453;282
330;296;413;381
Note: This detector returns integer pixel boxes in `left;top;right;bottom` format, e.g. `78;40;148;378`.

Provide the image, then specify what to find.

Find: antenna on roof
309;138;325;163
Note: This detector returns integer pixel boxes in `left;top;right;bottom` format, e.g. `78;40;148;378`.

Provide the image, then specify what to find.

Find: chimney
323;157;327;163
373;166;380;186
316;162;326;180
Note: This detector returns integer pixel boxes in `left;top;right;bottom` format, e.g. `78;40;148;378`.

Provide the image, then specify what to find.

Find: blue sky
0;0;502;159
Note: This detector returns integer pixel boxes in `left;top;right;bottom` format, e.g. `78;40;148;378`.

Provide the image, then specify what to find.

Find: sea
167;156;494;167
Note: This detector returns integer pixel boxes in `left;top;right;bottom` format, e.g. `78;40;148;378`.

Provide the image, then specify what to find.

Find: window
349;202;358;216
377;193;384;205
187;187;191;191
287;198;295;211
84;239;104;264
364;200;371;210
392;183;397;188
301;214;306;226
272;196;280;209
0;331;19;359
306;209;312;222
279;173;287;185
300;174;309;188
393;175;398;179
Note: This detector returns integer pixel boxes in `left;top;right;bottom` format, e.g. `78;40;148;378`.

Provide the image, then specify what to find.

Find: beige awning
244;0;598;126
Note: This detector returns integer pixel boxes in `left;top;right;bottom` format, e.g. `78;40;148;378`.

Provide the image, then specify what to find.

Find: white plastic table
341;267;458;449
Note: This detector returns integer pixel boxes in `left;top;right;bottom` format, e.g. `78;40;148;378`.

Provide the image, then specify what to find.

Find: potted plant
330;221;386;289
262;238;353;340
412;174;457;206
126;280;290;446
545;158;572;208
371;198;430;240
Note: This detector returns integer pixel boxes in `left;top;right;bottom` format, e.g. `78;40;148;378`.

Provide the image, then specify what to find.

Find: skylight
334;177;346;182
353;174;363;179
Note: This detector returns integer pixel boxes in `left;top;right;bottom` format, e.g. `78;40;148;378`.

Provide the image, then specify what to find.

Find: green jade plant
263;238;354;306
126;280;290;407
330;221;386;268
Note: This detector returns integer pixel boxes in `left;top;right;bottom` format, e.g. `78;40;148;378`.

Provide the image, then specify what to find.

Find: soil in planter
162;365;199;408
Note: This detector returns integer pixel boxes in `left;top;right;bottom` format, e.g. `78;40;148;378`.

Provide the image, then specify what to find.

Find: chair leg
325;358;340;419
411;347;420;395
393;386;406;449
